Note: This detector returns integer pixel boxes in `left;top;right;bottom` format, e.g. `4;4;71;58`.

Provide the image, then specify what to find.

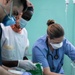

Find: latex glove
18;60;37;71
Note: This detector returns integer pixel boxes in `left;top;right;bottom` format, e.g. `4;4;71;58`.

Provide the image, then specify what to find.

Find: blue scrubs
32;35;75;74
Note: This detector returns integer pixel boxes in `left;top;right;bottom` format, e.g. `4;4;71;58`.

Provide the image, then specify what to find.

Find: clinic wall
26;0;75;75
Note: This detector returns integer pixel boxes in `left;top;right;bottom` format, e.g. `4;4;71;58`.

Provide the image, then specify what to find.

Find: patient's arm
0;66;21;75
43;67;62;75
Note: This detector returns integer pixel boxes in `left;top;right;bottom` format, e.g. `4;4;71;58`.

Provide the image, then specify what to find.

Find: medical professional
1;0;37;71
0;0;36;75
0;0;22;75
32;19;75;75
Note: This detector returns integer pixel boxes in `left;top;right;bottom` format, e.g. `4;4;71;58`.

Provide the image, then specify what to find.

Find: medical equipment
46;39;63;73
73;0;75;4
65;0;69;38
0;1;16;26
47;48;59;60
27;63;43;75
9;63;43;75
65;0;69;4
65;0;69;17
47;44;59;71
46;39;59;60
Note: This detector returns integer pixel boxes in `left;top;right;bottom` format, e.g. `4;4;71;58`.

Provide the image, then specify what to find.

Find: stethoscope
46;38;59;71
47;48;59;60
46;38;64;73
46;38;59;59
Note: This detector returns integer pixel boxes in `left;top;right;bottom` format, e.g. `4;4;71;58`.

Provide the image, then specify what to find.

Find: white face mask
50;42;63;49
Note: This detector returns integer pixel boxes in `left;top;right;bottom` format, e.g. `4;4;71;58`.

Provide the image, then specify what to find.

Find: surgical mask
50;42;63;49
19;18;28;28
0;1;16;26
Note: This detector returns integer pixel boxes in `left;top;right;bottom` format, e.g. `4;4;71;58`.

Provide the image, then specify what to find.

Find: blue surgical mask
2;15;16;26
19;18;28;28
0;1;16;26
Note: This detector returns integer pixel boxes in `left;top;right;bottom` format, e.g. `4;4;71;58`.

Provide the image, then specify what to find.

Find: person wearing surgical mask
0;0;36;75
32;19;75;75
0;0;23;75
1;0;36;70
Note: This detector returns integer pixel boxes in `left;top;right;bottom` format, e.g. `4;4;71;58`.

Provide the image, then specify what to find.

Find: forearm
43;72;62;75
2;60;18;67
0;66;21;75
43;68;62;75
2;65;11;70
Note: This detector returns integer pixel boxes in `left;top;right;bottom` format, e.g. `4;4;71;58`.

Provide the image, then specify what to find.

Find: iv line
65;3;69;37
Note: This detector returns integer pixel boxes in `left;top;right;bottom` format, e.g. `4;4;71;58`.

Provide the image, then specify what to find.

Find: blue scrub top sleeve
32;47;49;68
64;39;75;61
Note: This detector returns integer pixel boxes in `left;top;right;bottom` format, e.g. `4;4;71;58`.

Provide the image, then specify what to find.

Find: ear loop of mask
10;1;13;17
0;3;8;16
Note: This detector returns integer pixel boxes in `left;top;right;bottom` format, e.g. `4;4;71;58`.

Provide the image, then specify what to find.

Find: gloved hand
18;60;37;71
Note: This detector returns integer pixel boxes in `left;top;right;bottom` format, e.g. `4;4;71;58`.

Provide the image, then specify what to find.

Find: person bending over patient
32;19;75;75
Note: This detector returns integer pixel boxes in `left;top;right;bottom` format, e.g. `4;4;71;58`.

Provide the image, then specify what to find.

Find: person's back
32;19;75;75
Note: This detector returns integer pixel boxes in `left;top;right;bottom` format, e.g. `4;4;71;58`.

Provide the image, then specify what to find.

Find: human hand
18;60;37;71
